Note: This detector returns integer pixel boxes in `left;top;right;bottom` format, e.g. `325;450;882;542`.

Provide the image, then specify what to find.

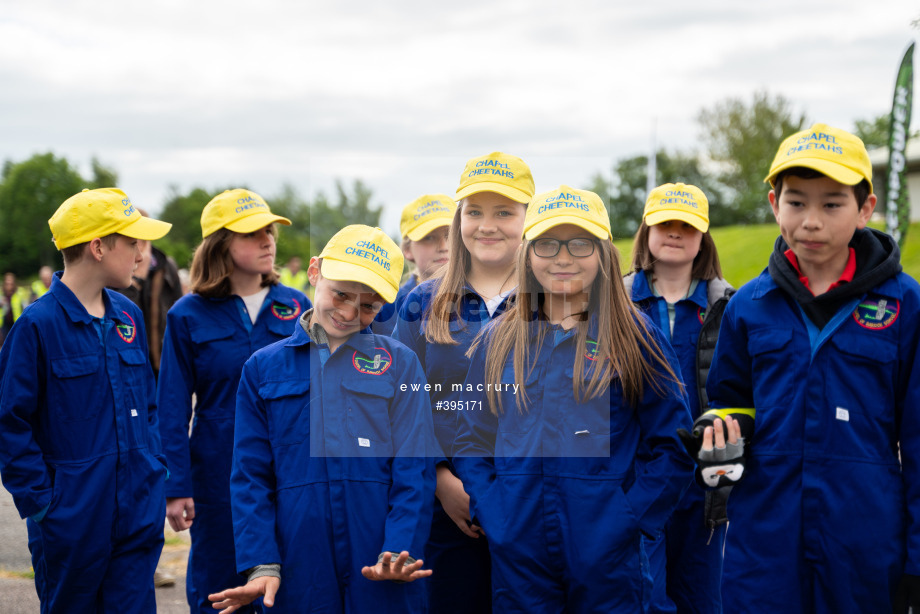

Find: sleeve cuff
246;564;281;583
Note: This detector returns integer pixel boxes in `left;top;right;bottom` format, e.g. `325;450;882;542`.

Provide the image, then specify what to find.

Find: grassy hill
614;221;920;289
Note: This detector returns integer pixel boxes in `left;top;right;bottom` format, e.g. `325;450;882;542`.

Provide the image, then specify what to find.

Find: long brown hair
189;227;280;298
424;198;525;345
476;236;681;415
629;220;722;280
425;204;470;345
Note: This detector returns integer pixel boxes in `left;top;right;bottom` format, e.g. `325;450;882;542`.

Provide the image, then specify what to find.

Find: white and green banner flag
885;42;914;248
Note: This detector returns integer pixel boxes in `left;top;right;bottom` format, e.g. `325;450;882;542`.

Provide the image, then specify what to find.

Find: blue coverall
231;320;436;612
708;270;920;613
631;271;725;614
452;316;694;614
0;275;167;613
393;279;514;614
372;274;418;335
157;284;308;613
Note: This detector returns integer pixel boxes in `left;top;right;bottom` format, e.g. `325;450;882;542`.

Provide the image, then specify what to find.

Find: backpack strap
697;277;737;536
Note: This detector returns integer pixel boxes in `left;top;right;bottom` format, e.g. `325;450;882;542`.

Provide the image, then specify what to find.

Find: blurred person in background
117;208;184;379
279;256;308;293
31;266;54;300
1;272;31;346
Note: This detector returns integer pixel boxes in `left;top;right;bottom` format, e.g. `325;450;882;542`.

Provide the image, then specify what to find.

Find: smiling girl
626;182;732;614
452;185;693;613
157;189;310;614
393;152;534;614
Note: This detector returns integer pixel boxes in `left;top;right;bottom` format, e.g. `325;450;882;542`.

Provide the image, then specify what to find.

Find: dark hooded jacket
768;227;902;329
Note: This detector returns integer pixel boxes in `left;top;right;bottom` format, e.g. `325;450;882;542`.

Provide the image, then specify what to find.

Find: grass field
614;221;920;289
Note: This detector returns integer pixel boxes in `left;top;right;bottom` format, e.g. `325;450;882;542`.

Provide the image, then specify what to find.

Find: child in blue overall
0;188;172;613
393;152;535;613
626;183;731;614
208;225;436;613
704;123;920;613
157;189;310;613
373;193;456;335
452;185;694;613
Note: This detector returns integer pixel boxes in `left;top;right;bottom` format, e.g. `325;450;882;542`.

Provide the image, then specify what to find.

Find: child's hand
699;416;746;488
166;497;195;532
208;576;279;613
701;415;741;451
435;466;482;538
361;551;432;583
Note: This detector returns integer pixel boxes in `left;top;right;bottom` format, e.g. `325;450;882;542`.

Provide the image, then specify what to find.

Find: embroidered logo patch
116;311;136;343
585;339;599;361
697;307;706;325
271;299;301;321
853;297;899;330
353;347;392;375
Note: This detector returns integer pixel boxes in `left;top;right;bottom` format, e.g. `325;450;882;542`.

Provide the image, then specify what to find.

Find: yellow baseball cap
643;183;710;233
49;188;172;250
400;194;457;241
455;151;535;204
200;188;292;238
765;123;873;191
319;225;404;303
524;185;611;240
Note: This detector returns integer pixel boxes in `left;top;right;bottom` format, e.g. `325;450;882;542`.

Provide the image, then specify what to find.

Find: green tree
698;91;807;224
855;113;919;150
155;180;380;271
309;179;384;252
853;113;919;210
156;186;224;268
0;153;86;275
268;183;312;265
89;157;119;189
854;114;892;150
589;149;728;241
156;184;313;270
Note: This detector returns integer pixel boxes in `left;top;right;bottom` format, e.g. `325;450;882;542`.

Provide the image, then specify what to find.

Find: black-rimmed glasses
530;238;597;258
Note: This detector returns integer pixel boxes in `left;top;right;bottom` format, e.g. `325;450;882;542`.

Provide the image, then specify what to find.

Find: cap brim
765;158;866;189
524;215;611;241
456;182;532;204
320;259;398;303
224;212;293;234
645;210;709;233
119;216;172;242
406;217;453;241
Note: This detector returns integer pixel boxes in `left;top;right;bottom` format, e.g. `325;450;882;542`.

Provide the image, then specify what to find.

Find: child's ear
768;190;780;223
857;194;877;229
307;257;321;286
89;238;105;262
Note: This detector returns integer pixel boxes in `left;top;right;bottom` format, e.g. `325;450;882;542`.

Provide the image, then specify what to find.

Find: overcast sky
1;0;918;238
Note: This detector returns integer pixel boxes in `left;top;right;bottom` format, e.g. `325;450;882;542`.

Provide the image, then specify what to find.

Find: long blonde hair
189;227;280;298
475;236;680;415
